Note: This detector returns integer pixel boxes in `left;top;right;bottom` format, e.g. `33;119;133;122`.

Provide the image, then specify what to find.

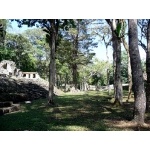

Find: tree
13;19;78;104
106;19;123;105
0;19;10;61
121;50;128;83
78;58;112;91
138;19;150;112
97;22;112;95
146;20;150;111
91;20;115;95
56;36;95;91
23;28;50;79
0;19;7;48
3;33;36;71
56;39;74;89
120;50;146;86
138;19;148;52
63;19;97;89
122;36;132;101
47;20;57;104
128;19;146;125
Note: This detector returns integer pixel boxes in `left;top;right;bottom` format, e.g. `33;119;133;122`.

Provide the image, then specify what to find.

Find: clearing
1;91;150;131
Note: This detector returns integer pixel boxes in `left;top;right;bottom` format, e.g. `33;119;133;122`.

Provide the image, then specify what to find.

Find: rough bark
72;21;79;89
106;46;110;95
64;74;67;92
128;19;146;125
80;82;83;91
59;74;62;89
122;37;132;101
71;53;77;88
113;42;116;97
146;20;150;111
0;23;5;48
112;34;123;105
106;19;123;105
107;69;110;95
72;63;78;89
48;20;56;105
127;51;132;100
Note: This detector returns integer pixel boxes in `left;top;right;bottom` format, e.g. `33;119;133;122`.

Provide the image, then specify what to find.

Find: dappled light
1;91;149;131
0;19;150;131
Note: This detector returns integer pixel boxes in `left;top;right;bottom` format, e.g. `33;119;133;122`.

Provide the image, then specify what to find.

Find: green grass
0;90;149;131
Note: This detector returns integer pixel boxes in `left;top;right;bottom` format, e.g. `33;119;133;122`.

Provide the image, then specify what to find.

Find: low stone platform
0;101;20;116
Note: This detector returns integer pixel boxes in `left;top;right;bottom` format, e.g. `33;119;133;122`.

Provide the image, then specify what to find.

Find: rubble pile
0;60;64;103
0;77;64;102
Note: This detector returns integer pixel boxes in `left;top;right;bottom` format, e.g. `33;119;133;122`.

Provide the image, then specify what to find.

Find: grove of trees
0;19;149;126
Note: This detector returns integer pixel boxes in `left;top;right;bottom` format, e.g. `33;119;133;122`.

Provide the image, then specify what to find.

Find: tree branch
138;39;147;53
103;36;112;48
122;37;129;52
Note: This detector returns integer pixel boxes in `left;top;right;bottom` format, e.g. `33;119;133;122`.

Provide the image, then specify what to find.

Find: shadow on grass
0;92;146;131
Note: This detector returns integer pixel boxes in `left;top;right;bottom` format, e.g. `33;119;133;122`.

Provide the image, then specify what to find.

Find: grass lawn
1;90;150;131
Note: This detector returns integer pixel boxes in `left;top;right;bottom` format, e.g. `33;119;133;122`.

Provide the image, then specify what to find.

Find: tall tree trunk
72;63;78;89
127;51;132;100
128;19;146;125
59;74;62;89
107;69;110;95
0;23;5;48
72;46;78;89
146;20;150;111
112;35;123;106
48;20;56;105
113;46;116;97
122;37;132;101
82;77;87;91
105;41;111;95
106;19;123;103
65;73;67;92
72;20;79;90
54;73;56;87
80;82;82;91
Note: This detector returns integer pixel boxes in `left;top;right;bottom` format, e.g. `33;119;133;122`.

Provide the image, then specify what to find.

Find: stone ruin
0;60;40;115
0;60;64;115
22;72;40;79
0;60;16;76
0;60;40;79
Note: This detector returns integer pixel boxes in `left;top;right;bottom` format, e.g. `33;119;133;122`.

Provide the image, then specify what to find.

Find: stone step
0;104;20;115
0;101;13;108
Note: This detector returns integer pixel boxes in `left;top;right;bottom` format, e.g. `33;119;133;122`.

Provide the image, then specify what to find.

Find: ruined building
0;60;40;79
0;60;64;115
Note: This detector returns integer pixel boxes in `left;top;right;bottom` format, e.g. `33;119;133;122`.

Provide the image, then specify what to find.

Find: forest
0;19;150;131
